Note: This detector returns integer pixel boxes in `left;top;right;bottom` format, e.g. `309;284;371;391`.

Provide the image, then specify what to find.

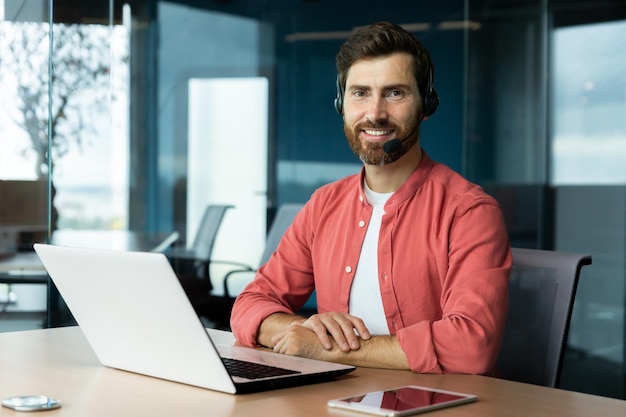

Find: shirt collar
357;148;435;207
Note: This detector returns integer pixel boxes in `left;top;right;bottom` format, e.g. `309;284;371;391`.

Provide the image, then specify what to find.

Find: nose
365;95;389;123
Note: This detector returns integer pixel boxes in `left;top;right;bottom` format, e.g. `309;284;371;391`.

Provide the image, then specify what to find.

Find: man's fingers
298;317;333;349
300;312;370;352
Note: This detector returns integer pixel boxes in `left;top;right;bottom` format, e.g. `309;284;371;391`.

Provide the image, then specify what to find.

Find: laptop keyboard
222;358;301;379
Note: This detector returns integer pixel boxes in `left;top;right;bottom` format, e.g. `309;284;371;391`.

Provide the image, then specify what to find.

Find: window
551;20;626;185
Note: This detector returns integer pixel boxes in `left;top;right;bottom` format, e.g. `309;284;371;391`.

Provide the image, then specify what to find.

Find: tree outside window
0;21;129;230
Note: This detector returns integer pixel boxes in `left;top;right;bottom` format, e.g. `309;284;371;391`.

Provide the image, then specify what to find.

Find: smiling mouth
363;129;394;136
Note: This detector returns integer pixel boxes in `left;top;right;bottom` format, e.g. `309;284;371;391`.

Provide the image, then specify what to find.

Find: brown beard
344;121;419;166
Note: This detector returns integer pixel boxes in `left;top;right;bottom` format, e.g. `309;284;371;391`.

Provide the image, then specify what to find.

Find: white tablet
327;385;477;416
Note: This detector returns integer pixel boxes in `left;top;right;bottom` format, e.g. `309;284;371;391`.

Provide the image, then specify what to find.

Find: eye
351;89;367;100
387;89;404;99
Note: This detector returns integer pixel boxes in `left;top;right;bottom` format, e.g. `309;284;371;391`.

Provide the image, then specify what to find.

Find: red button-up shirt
230;151;511;375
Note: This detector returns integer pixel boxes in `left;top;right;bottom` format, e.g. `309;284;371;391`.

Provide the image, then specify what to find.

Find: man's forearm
257;312;306;348
326;335;410;370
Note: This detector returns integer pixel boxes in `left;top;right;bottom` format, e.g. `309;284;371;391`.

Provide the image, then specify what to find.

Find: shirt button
358;220;366;228
345;266;352;274
359;195;364;202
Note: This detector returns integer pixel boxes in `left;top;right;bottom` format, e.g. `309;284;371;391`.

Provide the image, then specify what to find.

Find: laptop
33;243;355;394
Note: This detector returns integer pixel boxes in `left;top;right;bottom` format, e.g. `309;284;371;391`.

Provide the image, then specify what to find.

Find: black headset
333;65;440;118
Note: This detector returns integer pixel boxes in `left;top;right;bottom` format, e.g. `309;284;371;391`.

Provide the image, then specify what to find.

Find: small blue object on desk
2;395;62;412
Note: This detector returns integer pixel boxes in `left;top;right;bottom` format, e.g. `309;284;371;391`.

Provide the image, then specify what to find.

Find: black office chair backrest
191;204;234;261
258;204;304;265
496;247;592;388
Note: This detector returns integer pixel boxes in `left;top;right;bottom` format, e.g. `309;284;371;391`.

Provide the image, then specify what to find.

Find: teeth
364;130;392;136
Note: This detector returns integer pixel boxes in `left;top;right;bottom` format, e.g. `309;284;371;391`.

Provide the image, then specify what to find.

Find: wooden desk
0;327;624;416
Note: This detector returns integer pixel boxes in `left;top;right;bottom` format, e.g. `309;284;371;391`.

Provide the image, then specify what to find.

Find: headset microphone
382;138;404;154
382;120;422;154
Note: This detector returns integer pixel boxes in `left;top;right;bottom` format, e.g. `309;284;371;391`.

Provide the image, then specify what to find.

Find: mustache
356;121;398;130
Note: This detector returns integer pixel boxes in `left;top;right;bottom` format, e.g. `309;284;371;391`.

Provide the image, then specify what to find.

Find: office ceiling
50;0;626;27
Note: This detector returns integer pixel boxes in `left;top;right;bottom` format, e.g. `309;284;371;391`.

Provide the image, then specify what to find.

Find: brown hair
335;22;433;100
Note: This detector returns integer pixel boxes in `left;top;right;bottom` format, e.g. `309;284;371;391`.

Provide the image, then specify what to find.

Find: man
230;22;511;375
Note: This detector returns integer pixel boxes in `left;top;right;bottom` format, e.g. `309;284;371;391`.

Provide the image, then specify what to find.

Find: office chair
184;204;303;330
220;203;304;299
167;204;233;282
496;247;592;388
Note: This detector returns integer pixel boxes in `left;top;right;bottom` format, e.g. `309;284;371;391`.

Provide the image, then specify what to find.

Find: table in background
0;230;177;328
49;230;177;252
0;327;624;417
1;230;175;274
0;252;46;275
0;252;49;330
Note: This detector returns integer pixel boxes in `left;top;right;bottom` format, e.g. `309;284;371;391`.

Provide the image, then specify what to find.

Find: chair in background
496;247;592;388
166;204;233;321
195;203;304;329
219;203;304;299
167;204;233;282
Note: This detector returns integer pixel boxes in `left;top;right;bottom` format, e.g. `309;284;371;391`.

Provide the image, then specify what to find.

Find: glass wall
1;1;55;330
550;16;626;399
1;0;624;399
466;0;626;399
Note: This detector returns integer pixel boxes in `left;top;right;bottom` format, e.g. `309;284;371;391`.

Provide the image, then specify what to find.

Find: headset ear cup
421;63;439;118
334;77;343;115
334;95;343;115
423;87;440;117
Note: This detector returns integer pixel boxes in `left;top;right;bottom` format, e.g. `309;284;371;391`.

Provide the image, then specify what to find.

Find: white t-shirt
348;181;393;335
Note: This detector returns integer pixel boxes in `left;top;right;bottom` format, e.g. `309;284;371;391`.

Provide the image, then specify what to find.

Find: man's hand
271;322;332;358
270;313;372;362
258;312;370;352
294;312;371;352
